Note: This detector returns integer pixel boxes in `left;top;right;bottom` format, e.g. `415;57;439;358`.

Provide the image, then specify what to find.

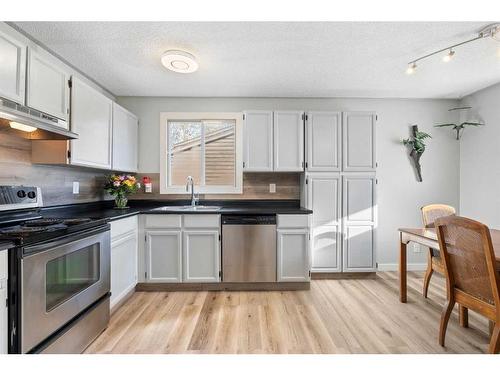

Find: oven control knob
17;190;26;198
27;191;36;199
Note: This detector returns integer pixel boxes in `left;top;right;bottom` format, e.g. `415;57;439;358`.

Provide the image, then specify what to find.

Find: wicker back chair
435;215;500;353
420;204;456;298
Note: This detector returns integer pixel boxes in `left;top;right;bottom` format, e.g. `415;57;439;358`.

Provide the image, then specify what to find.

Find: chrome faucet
186;176;198;207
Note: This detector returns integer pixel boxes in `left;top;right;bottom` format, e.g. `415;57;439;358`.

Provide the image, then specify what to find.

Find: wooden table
398;228;500;303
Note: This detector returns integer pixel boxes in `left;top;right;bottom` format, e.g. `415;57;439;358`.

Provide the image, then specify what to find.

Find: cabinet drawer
110;216;137;240
277;214;310;229
144;215;182;229
183;215;220;229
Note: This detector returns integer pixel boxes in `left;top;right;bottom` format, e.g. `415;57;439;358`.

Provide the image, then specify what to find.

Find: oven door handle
22;225;110;255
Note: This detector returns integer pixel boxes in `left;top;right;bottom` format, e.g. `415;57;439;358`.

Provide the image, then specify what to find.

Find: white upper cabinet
0;27;26;104
243;110;273;171
306;112;341;172
70;77;113;169
112;103;139;172
342;174;376;272
273;111;304;171
342;112;376;171
27;48;70;123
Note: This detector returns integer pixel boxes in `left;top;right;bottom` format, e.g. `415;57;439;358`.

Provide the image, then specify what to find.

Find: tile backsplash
133;172;300;200
0;130;108;206
0;129;300;206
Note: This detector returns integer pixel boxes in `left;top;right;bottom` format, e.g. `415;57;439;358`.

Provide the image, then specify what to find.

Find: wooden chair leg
459;305;469;328
439;299;455;347
488;323;500;354
489;320;495;336
423;259;434;298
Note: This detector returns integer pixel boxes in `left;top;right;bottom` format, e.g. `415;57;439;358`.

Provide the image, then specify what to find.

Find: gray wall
118;96;460;269
460;82;500;228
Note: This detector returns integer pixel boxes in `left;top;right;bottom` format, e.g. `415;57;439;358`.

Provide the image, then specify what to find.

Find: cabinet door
183;230;220;283
243;110;273;171
27;48;70;122
342;112;376;171
0;28;26;104
112;103;138;172
306;112;341;172
70;77;113;169
146;230;182;282
273;111;304;171
342;174;376;271
110;232;138;308
306;173;341;272
277;229;310;282
311;226;341;272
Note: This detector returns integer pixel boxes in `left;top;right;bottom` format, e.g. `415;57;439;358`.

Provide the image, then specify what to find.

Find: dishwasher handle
221;215;276;225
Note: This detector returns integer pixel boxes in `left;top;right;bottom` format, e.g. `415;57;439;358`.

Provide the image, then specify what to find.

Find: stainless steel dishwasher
222;215;277;282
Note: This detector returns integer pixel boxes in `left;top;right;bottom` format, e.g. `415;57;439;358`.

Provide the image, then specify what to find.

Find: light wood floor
85;272;492;354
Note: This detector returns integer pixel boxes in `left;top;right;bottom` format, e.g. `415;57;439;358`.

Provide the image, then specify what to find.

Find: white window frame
160;112;243;194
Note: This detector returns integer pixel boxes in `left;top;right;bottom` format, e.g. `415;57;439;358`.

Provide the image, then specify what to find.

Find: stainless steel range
0;186;110;354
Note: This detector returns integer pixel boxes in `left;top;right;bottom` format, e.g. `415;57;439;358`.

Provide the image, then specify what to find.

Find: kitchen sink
151;205;221;212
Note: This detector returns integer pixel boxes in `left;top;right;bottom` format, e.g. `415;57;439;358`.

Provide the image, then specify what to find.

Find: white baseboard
377;263;427;271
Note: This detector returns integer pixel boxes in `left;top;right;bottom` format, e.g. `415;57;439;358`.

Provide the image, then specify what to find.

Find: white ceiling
14;22;500;98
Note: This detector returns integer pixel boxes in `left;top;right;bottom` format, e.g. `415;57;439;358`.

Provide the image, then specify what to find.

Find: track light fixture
405;23;500;74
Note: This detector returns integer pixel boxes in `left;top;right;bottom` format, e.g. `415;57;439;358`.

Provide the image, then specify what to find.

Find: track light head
442;49;455;62
406;62;417;75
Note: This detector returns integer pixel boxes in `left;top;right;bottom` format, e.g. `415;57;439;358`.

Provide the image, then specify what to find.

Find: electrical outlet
269;183;276;193
72;181;80;194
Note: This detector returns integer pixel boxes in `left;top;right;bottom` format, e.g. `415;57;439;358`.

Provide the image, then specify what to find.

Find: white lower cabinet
143;214;220;284
110;217;138;309
145;230;182;282
311;225;341;272
277;214;311;282
302;172;377;273
277;229;310;282
342;174;376;271
0;251;7;354
183;230;220;282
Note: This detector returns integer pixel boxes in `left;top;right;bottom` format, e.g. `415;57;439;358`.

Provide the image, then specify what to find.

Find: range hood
0;97;78;140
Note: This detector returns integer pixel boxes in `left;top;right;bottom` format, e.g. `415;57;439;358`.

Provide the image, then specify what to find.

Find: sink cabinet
183;230;220;282
145;230;183;282
142;214;220;283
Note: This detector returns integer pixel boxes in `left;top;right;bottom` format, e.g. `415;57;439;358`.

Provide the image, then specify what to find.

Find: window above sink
159;112;243;194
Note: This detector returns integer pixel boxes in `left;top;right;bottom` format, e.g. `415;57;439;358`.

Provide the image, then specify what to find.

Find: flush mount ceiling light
161;50;198;73
405;23;500;74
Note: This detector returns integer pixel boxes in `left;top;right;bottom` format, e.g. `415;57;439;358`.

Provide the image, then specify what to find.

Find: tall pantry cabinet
301;111;377;273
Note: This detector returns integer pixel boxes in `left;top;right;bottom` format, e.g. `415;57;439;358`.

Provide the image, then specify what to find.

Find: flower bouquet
104;174;139;209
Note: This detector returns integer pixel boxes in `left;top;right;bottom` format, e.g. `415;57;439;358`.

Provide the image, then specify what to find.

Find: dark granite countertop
39;199;312;222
